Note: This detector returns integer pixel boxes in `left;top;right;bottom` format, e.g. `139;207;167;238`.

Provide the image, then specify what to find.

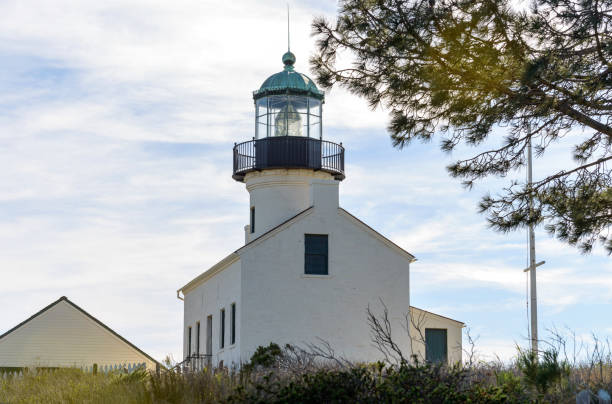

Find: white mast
527;138;538;354
523;136;545;354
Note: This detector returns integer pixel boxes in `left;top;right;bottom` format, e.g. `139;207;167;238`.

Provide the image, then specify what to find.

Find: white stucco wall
409;306;463;364
183;258;242;368
0;299;157;370
239;205;413;364
181;169;416;366
244;169;335;241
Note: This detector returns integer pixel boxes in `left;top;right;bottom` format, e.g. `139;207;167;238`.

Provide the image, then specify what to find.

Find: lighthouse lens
275;104;302;136
257;95;318;137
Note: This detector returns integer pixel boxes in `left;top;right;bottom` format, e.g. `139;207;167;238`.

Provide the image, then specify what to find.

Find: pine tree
312;0;612;253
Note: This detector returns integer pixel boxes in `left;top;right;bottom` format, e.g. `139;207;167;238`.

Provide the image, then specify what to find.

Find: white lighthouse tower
233;49;345;242
178;49;463;370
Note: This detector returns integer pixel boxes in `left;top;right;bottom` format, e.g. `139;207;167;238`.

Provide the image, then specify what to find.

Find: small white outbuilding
0;296;159;371
409;306;465;364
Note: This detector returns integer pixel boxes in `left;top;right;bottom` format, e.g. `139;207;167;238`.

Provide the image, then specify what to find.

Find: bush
242;343;283;372
517;348;570;395
228;362;530;403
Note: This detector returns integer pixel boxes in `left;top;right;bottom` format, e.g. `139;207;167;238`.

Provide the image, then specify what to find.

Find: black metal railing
233;137;345;181
173;354;212;373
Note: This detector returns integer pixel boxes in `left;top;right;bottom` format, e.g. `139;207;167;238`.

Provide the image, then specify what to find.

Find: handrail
172;354;213;373
233;137;345;181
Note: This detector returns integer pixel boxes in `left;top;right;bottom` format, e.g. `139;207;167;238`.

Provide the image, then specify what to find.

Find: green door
425;329;448;364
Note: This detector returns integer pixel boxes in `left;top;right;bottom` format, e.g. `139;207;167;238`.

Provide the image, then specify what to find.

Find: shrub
517;348;570;395
228;361;530;403
242;343;283;372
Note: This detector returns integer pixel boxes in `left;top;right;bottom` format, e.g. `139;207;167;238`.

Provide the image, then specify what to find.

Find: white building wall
183;259;242;368
239;206;413;363
244;169;336;241
0;300;157;370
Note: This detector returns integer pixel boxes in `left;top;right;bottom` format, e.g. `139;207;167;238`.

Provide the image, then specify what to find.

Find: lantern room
253;51;323;139
232;51;345;182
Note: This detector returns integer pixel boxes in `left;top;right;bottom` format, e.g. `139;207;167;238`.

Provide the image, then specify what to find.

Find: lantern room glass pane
256;98;269;138
255;95;323;138
310;122;320;139
308;99;321;117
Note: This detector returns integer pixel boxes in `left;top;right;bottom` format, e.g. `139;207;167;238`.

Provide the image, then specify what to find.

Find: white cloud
0;0;608;363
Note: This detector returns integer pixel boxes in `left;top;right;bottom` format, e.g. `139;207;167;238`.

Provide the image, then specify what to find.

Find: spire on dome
283;4;295;70
287;3;290;52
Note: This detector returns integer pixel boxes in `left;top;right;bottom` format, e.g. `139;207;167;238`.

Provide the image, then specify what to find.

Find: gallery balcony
232;136;345;182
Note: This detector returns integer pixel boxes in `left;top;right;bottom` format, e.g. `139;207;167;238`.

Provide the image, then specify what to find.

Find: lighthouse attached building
178;51;462;368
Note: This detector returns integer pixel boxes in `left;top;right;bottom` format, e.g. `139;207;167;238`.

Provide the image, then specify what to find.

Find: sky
1;0;610;364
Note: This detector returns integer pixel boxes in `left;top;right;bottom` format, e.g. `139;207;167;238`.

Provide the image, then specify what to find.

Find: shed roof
410;306;465;325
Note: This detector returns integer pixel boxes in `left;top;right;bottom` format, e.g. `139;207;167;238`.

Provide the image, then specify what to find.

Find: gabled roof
178;206;314;295
411;306;465;326
179;253;240;295
178;205;418;295
0;296;161;366
236;206;314;253
338;208;416;262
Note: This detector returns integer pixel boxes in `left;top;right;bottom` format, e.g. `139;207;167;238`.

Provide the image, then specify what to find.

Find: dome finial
282;51;296;69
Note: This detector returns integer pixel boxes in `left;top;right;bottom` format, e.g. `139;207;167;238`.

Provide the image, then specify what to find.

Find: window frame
230;303;236;345
425;328;448;364
304;234;329;275
250;206;255;233
206;315;212;356
187;326;192;357
220;308;226;349
196;321;200;355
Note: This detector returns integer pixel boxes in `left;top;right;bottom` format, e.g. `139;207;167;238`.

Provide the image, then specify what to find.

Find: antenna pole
287;4;290;51
527;135;538;355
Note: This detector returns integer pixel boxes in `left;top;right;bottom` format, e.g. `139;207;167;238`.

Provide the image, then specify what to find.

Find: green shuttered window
305;234;328;275
425;328;448;364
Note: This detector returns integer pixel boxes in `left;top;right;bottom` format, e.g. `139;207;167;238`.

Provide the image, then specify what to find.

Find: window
187;326;192;357
425;328;448;364
220;309;226;349
206;316;212;355
305;234;328;275
230;303;236;345
250;207;255;233
196;322;200;355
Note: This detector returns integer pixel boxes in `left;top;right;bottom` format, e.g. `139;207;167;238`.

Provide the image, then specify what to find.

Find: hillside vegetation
1;341;611;403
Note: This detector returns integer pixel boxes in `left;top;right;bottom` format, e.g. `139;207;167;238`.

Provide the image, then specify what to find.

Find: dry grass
0;367;238;404
2;329;611;403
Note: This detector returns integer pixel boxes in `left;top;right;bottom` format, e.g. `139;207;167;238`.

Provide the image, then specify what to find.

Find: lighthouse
178;48;463;370
233;50;344;241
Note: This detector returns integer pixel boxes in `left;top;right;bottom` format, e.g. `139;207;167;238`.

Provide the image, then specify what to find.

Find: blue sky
1;0;610;363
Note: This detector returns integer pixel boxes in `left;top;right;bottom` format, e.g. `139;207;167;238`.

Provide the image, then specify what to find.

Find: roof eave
338;207;416;262
178;253;240;296
410;306;465;326
252;88;325;101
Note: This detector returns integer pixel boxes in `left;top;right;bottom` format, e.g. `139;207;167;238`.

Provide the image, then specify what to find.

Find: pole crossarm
522;260;546;273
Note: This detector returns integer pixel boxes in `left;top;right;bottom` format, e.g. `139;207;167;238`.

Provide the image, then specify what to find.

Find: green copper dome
253;52;325;100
